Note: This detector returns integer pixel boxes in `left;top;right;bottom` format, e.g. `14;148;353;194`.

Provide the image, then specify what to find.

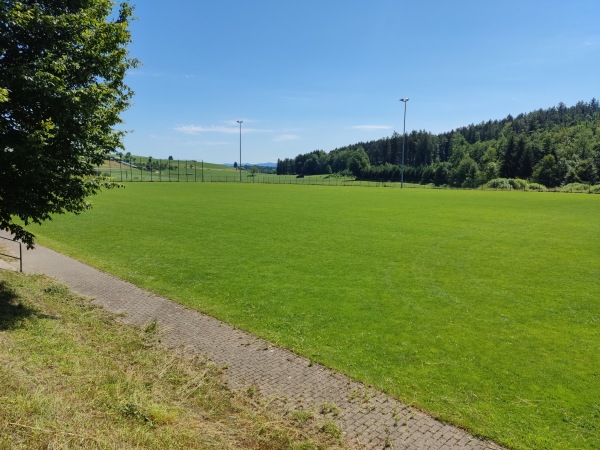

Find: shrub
589;185;600;194
526;182;547;192
508;178;527;190
486;178;512;190
486;178;530;190
560;183;590;193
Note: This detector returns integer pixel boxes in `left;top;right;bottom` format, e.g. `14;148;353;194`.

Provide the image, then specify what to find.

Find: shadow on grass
0;280;35;331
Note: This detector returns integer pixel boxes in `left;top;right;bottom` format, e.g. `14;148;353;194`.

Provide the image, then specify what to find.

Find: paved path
1;233;503;449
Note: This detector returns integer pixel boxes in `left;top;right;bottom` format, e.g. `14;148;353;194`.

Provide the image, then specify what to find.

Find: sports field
29;183;600;449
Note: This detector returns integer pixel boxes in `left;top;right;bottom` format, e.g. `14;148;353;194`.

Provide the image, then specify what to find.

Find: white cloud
352;125;393;130
175;125;239;135
273;134;300;142
175;122;274;135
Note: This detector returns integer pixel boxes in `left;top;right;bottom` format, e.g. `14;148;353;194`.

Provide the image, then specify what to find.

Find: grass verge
0;269;346;449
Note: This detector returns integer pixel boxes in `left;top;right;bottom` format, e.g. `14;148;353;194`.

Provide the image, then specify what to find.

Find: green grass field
29;183;600;449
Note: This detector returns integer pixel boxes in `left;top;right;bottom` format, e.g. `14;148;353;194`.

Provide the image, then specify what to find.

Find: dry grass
0;270;347;449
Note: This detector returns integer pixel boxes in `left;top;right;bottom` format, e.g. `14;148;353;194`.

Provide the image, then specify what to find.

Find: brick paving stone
1;232;506;450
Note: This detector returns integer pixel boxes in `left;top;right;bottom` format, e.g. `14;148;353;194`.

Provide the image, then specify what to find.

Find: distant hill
223;162;277;168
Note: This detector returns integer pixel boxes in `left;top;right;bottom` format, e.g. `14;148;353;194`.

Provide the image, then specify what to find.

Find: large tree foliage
0;0;137;247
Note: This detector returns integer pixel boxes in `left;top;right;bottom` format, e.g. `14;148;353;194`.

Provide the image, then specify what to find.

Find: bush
526;182;547;192
589;185;600;194
486;178;529;190
486;178;512;190
509;178;527;190
560;183;591;193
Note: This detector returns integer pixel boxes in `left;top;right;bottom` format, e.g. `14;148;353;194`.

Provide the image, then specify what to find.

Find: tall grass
0;270;345;449
30;183;600;449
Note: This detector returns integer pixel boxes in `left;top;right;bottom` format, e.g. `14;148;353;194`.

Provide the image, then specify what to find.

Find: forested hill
277;99;600;188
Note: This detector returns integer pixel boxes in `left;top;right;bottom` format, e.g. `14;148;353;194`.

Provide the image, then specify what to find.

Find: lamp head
400;98;409;102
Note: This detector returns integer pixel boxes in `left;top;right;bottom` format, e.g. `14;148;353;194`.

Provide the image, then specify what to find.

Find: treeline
276;99;600;188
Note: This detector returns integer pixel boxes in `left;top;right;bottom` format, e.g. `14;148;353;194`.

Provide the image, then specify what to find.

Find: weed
291;410;314;422
246;384;259;398
349;388;371;403
119;402;153;426
144;320;157;334
320;420;342;439
320;401;340;416
42;284;68;295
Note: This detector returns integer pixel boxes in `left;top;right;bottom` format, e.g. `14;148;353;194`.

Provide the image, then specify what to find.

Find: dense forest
276;99;600;189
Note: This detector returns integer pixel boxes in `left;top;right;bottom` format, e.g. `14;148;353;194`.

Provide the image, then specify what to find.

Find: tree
433;162;450;186
302;154;320;175
500;135;518;178
573;158;598;184
518;144;535;179
348;147;370;177
0;0;137;248
450;156;479;188
532;154;561;187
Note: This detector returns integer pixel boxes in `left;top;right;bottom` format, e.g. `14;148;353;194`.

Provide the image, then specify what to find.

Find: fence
0;235;22;272
95;162;421;188
95;161;600;193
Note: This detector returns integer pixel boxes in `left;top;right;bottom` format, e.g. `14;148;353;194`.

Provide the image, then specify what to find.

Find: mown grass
29;183;600;449
0;269;346;449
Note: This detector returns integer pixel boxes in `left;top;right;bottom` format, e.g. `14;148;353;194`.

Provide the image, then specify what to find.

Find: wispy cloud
175;122;274;135
175;125;239;135
352;125;392;131
273;134;300;142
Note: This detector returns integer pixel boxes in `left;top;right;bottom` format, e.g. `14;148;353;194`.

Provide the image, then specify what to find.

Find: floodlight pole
400;98;409;188
237;120;243;182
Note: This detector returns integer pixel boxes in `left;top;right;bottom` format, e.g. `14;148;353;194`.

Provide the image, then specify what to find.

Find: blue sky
121;0;600;164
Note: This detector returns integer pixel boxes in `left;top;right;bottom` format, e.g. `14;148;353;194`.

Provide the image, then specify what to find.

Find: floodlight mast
399;98;409;188
236;120;243;182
